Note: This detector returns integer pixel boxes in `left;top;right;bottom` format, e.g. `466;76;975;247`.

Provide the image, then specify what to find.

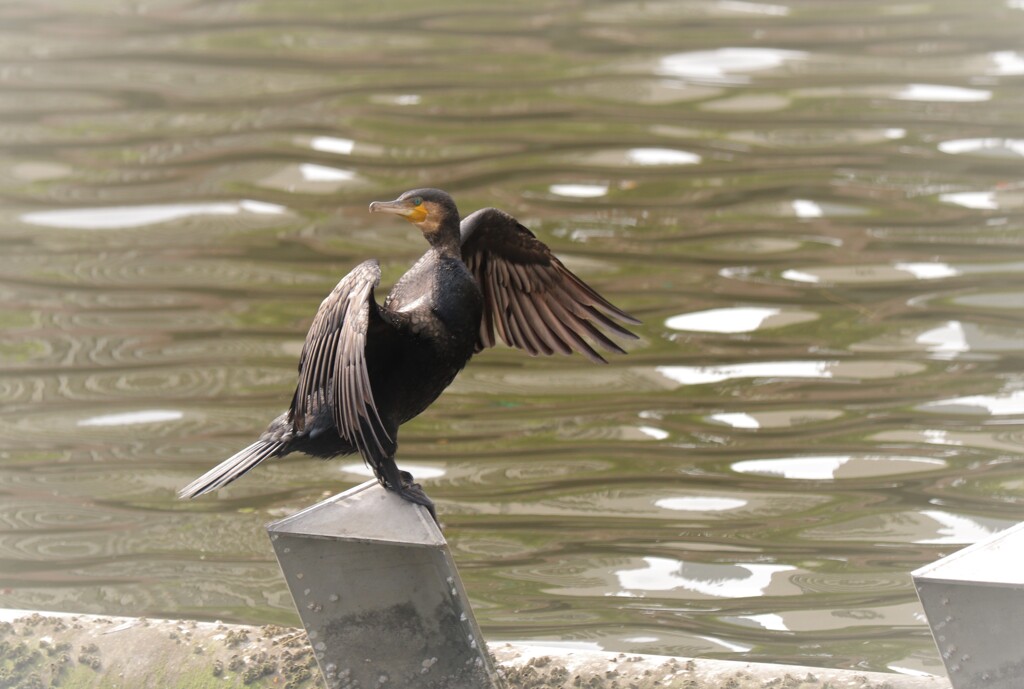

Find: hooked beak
368;198;427;223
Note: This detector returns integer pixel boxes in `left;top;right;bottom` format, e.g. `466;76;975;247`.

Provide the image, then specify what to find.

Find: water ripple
2;0;1022;672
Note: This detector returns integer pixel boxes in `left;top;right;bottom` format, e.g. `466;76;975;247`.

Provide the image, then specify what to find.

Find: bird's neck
425;222;462;258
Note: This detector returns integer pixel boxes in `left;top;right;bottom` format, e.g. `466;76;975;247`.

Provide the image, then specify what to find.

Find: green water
2;0;1023;676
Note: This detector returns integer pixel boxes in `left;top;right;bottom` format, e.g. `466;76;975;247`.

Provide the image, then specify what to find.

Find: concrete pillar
266;480;499;689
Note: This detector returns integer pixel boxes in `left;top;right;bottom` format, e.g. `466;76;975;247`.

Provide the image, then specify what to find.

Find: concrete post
266;480;499;689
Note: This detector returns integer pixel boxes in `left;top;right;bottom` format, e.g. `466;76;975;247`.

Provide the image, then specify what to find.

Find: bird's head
369;188;460;242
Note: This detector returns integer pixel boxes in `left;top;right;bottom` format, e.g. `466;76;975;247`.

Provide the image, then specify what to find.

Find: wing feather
530;295;576;355
478;257;497;349
508;289;552;355
461;208;639;362
539;291;607;363
289;260;391;457
488;264;514;346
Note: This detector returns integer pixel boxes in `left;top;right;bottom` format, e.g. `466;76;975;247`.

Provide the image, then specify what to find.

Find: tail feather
178;439;285;499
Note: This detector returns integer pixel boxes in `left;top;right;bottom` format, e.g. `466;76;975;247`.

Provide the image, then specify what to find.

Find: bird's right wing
289;259;391;457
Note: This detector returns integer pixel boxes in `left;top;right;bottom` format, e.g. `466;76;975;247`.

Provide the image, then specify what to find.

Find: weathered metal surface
266;481;497;689
913;521;1024;689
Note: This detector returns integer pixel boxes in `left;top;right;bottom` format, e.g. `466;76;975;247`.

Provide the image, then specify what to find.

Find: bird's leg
378;460;439;525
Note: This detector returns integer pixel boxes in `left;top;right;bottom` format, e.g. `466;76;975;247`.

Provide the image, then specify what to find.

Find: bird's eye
412;197;423;207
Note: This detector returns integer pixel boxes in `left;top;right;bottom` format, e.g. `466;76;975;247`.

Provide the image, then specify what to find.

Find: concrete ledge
1;609;950;689
0;609;319;689
492;643;950;689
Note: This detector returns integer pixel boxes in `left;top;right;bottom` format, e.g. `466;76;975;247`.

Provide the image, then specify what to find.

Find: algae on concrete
0;611;319;689
2;610;951;689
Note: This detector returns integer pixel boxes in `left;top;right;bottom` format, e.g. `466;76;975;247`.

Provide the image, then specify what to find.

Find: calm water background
2;0;1023;676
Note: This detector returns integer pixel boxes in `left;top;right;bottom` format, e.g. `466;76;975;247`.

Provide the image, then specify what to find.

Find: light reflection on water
0;0;1023;676
920;390;1024;416
77;410;185;427
939;137;1024;156
20;200;289;230
731;455;947;481
657;48;808;84
613;557;795;598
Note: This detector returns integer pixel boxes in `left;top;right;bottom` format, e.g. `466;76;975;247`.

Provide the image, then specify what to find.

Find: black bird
179;189;639;519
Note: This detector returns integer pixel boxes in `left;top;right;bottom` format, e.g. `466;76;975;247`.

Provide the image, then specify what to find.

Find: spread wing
289;259;390;457
460;208;639;364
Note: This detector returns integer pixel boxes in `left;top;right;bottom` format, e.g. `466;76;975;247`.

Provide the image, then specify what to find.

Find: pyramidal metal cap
268;479;445;547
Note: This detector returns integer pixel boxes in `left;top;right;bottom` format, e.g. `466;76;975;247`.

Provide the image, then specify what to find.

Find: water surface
2;0;1023;676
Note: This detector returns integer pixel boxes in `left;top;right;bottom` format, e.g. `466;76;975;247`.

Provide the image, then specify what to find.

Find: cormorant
179;189;639;519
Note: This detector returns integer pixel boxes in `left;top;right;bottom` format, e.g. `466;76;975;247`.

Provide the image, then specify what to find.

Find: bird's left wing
289;259;391;457
460;208;639;363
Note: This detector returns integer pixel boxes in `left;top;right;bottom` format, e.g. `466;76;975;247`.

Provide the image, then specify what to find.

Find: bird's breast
385;255;482;354
394;292;429;314
430;268;482;338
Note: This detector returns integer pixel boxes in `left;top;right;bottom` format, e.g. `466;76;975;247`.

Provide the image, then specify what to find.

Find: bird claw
392;471;439;526
397;484;439;525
